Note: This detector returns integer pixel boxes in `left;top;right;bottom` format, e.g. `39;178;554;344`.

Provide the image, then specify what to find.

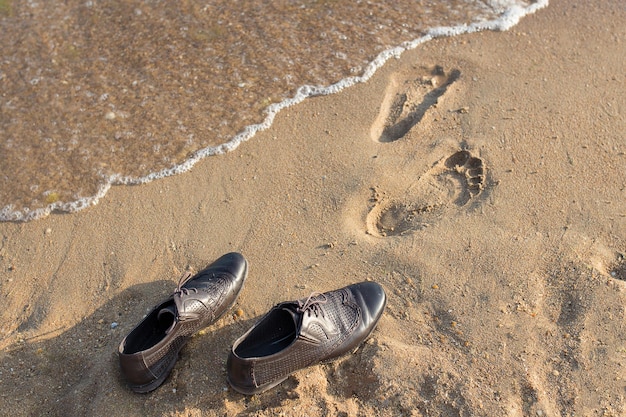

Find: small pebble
105;111;116;120
111;322;119;329
552;370;560;377
44;228;52;235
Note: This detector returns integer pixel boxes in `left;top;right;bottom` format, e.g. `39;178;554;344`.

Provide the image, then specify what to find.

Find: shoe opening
235;308;297;358
123;300;177;354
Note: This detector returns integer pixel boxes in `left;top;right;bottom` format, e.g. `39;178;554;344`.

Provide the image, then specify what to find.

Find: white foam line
1;0;549;222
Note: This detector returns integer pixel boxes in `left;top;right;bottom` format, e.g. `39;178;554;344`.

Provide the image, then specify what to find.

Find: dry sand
1;0;625;415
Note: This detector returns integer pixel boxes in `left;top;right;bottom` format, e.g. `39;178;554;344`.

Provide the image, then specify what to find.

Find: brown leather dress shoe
119;252;247;393
227;281;386;395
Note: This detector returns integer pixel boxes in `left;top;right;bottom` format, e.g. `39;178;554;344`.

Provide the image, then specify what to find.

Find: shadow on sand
0;281;273;416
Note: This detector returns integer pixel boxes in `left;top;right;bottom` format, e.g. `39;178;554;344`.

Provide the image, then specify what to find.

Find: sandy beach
1;0;625;415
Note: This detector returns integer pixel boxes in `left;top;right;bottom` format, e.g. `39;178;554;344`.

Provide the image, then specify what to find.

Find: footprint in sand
370;65;461;143
365;64;485;237
367;150;486;237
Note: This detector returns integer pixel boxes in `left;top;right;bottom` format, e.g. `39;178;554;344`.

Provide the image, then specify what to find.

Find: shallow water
0;0;547;221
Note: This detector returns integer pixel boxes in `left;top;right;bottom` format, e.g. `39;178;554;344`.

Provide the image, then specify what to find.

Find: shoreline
1;0;625;415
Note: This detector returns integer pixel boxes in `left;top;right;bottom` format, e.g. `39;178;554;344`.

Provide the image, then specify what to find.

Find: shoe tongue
282;302;333;343
157;304;177;334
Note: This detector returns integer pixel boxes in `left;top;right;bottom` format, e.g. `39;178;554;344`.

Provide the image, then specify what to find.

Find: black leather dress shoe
227;281;386;395
119;252;247;393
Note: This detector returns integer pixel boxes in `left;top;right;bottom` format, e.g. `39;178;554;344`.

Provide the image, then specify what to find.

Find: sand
1;0;625;415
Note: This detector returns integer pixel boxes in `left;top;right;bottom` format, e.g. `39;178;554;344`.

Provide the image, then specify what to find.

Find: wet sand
1;0;485;219
1;0;626;415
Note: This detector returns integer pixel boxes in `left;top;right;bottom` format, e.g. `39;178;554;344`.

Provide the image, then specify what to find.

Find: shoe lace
296;292;328;318
174;271;197;296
